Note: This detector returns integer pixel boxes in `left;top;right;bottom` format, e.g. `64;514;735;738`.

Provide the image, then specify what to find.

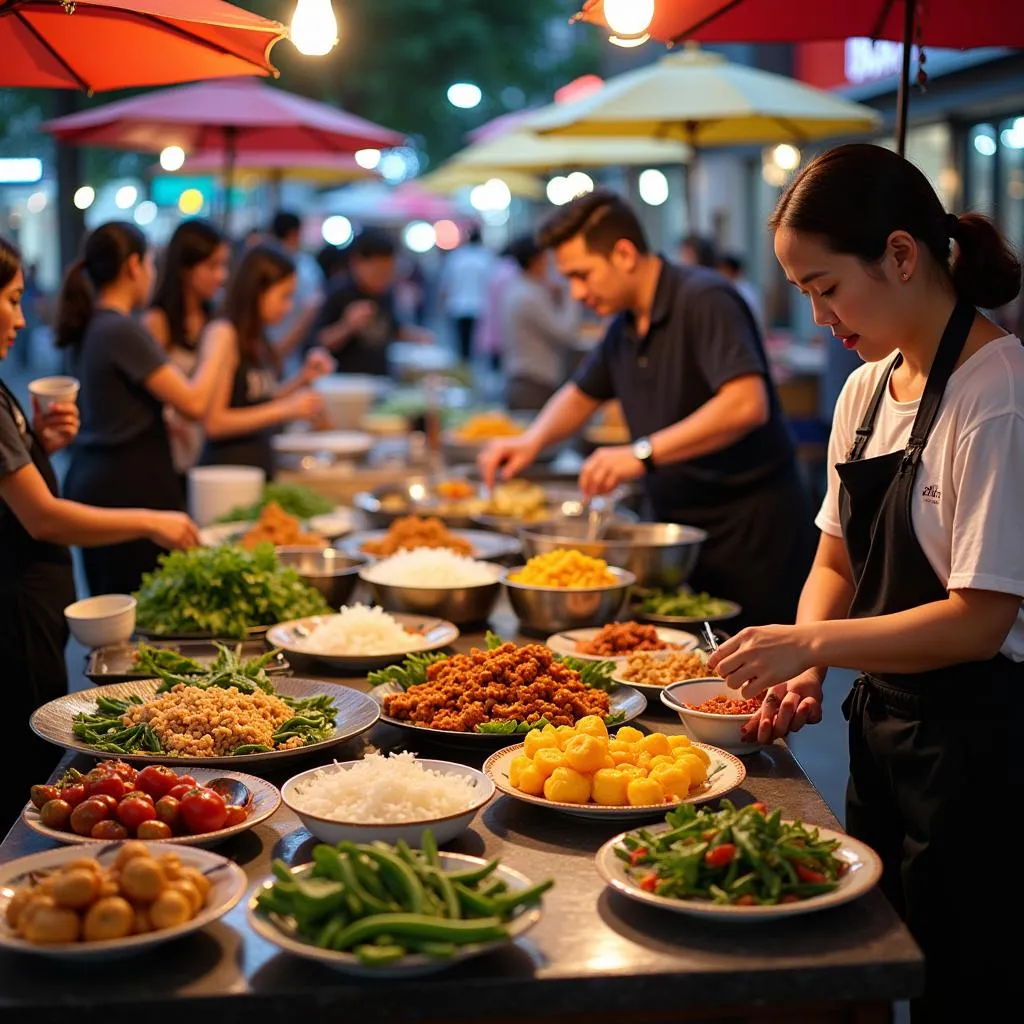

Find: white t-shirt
440;243;495;318
816;334;1024;661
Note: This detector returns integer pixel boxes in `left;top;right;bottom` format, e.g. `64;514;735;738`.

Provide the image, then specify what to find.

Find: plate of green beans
248;831;553;976
596;800;882;920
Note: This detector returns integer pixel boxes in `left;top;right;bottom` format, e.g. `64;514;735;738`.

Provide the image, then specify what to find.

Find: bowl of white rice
358;548;504;626
281;751;495;846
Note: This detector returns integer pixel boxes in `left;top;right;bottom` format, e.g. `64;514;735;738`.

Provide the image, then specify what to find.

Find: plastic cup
28;375;80;414
187;465;266;527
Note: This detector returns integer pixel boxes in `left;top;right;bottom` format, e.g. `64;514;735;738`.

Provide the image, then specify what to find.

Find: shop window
999;116;1024;255
967;124;997;216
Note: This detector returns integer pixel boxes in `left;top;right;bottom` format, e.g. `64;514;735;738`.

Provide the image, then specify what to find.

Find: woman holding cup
56;220;232;595
0;236;199;830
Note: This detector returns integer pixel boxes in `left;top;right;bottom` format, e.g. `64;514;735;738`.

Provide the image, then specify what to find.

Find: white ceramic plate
596;821;883;920
247;852;543;977
22;767;281;848
545;626;700;663
271;430;374;458
281;758;494;846
198;506;356;548
29;677;380;768
337;528;522;564
369;679;648;750
610;649;717;703
0;842;247;960
267;612;459;672
483;739;745;821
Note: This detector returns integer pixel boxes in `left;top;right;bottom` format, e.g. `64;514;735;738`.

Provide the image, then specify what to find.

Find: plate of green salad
631;587;742;627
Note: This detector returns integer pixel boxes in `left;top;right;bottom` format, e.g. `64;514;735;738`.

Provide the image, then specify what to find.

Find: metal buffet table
0;605;923;1024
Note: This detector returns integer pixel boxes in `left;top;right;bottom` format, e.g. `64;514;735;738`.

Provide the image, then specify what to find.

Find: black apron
0;381;77;832
836;301;1022;1020
64;418;182;596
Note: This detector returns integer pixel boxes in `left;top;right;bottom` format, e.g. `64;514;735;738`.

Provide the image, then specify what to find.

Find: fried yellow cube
617;763;646;780
555;725;579;750
524;729;560;759
686;743;711;767
516;763;546;796
508;754;531;788
626;777;666;806
591;768;630;806
649;762;692;798
563;733;607;774
668;735;692;750
648;754;675;770
543;766;591;804
614;726;645;745
677;752;708;785
533;746;568;780
575;715;609;740
611;748;638;766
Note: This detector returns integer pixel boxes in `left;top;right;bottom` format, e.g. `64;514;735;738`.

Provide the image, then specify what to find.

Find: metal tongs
702;621;719;654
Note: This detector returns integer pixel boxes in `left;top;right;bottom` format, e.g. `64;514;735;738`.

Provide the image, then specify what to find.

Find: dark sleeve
111;318;168;384
0;394;31;479
572;326;617;402
686;283;770;392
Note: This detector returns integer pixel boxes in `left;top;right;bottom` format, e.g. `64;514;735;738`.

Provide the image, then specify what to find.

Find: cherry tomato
154;796;182;831
136;764;179;798
69;797;110;836
794;863;827;885
85;772;125;801
101;760;137;784
704;843;737;869
734;894;757;906
120;789;154;805
90;819;128;840
30;784;60;810
627;846;649;868
167;783;194;802
135;819;173;840
91;793;119;814
116;796;157;834
223;804;248;828
638;873;659;893
176;775;197;789
59;782;87;808
179;788;227;834
39;798;73;830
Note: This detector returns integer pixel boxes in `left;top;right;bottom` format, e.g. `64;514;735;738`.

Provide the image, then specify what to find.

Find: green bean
426;869;460;919
357;846;425;914
445;857;500;885
329;913;507;951
491;878;554;917
232;744;273;754
354;943;407;965
420;830;440;869
453;882;498;918
334;851;393;915
406;939;457;958
349;855;391;902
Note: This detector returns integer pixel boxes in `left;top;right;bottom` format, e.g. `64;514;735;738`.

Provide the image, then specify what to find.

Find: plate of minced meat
545;622;700;662
367;639;648;748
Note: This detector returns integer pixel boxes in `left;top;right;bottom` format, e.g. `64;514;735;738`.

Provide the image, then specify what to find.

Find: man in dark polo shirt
479;190;816;628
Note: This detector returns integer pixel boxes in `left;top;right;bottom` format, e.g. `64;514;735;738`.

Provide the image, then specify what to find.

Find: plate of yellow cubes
482;718;746;822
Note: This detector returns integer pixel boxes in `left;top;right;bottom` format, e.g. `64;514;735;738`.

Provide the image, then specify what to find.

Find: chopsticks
701;621;719;654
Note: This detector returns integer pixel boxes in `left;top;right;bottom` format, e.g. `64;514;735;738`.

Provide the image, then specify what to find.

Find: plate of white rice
359;548;503;588
281;751;494;845
267;605;459;671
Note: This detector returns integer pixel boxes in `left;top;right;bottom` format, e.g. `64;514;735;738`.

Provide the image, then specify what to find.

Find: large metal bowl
501;565;636;636
353;477;487;530
518;521;707;590
358;563;504;626
275;547;367;609
472;485;639;537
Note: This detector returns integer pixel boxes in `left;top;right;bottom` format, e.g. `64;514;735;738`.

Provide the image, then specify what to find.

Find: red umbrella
43;77;405;229
0;0;285;90
576;1;1024;154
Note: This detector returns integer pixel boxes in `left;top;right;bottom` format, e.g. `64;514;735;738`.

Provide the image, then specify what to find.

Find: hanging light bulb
290;0;339;57
605;0;654;48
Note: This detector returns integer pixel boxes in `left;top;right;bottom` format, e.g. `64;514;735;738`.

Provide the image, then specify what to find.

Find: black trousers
454;316;477;363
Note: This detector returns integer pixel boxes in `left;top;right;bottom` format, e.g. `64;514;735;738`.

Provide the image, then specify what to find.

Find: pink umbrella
389;182;460;222
43;77;404;228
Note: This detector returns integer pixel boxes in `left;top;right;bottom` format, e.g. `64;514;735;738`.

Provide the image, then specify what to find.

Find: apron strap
846;354;901;462
899;300;976;475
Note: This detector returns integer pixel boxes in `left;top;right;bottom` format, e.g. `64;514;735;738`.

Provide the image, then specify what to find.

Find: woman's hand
741;673;824;745
148;511;200;551
288;388;324;421
707;623;816;698
301;346;336;384
33;400;79;454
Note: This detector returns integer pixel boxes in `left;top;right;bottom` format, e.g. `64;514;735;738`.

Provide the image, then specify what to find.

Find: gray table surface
0;608;924;1024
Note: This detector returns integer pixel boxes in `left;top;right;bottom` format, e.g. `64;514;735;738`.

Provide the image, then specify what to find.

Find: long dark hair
150;218;225;352
770;144;1022;311
56;221;148;349
0;236;21;291
220;242;294;371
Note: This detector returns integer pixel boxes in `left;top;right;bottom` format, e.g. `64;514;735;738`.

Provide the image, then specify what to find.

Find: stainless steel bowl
352;477;486;530
472;485;639;537
359;563;504;626
501;565;636;636
517;521;707;590
275;547;367;609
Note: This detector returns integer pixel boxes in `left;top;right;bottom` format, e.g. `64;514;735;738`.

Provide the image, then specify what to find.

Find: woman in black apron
56;221;232;595
709;144;1024;1020
0;237;199;831
199;243;332;479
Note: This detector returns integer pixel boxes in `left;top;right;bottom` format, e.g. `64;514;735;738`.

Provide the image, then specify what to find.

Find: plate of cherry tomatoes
22;760;281;848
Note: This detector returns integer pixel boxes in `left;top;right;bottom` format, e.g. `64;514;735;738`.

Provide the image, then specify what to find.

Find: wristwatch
632;436;656;473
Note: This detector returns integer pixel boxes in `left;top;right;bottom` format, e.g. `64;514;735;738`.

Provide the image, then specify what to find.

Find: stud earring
901;272;909;281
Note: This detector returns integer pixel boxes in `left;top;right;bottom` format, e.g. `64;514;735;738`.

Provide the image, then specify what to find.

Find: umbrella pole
895;0;916;157
684;122;699;233
223;125;238;236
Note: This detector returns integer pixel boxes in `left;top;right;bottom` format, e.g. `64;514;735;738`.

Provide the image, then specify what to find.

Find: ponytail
56;220;148;349
0;236;22;290
949;213;1022;311
55;259;94;350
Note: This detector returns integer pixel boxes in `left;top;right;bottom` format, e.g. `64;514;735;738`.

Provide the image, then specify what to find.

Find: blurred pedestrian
502;234;581;412
57;221;232;595
438;225;494;364
475;243;519;374
308;228;433;376
678;233;718;268
266;210;325;366
717;252;765;332
199;244;334;478
142;218;230;488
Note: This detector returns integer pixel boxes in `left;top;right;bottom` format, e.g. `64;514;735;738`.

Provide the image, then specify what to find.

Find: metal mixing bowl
358;563;504;627
275;547;367;609
501;566;636;635
517;521;707;590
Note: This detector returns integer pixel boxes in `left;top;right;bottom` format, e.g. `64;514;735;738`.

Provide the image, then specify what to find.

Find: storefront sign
0;158;43;184
844;38;918;85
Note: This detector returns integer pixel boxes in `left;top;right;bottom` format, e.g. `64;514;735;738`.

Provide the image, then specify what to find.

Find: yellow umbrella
418;164;545;200
528;43;881;222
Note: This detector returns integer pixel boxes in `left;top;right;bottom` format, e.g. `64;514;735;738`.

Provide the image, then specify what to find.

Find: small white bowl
660;677;768;757
281;758;495;847
64;594;137;648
